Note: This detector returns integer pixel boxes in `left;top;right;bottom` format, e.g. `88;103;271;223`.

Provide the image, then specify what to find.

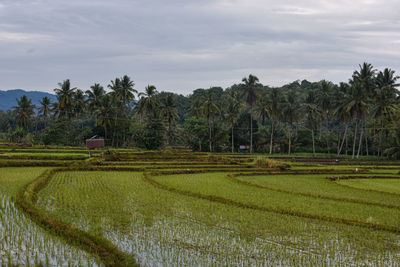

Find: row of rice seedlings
101;214;332;266
231;173;400;208
36;170;400;266
0;192;103;266
152;172;400;230
336;178;400;195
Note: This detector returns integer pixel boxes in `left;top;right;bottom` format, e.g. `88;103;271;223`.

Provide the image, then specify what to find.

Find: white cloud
0;31;52;42
0;0;399;93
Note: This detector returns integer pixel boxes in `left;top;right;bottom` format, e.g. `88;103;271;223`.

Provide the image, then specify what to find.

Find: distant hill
0;89;57;111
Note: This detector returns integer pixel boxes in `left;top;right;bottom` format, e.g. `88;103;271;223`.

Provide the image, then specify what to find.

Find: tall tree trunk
288;127;291;155
269;120;274;154
357;120;364;158
209;120;212;152
378;120;383;157
365;125;369;156
34;117;39;140
337;123;349;156
326;119;330;154
319;124;322;141
312;129;315;156
112;114;117;147
231;126;234;153
352;120;358;159
250;112;253;153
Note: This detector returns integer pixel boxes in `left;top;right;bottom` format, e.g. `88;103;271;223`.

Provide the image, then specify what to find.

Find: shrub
254;157;277;168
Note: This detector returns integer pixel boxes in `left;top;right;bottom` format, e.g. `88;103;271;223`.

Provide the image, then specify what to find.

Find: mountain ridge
0;89;56;111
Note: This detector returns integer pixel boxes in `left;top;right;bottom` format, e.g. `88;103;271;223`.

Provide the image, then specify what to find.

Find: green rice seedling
36;170;400;266
150;172;400;231
0;192;103;266
0;167;103;266
337;178;400;195
231;173;400;208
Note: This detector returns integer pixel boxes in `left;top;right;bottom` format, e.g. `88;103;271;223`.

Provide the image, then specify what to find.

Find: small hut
86;135;104;149
239;145;250;153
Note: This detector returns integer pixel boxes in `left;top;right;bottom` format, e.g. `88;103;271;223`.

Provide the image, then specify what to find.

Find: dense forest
1;62;400;158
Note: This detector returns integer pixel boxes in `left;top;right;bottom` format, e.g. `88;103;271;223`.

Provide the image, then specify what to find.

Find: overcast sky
0;0;399;95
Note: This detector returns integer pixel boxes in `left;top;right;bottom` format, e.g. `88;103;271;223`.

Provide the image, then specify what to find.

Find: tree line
2;62;400;158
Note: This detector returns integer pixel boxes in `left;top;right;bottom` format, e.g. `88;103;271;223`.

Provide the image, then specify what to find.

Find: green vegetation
2;63;400;160
337;178;400;194
0;167;102;266
1;146;400;265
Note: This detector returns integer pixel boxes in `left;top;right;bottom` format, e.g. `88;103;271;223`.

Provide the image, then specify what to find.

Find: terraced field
1;146;400;266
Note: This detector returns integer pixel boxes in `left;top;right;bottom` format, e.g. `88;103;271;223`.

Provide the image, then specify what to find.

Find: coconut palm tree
268;87;283;154
353;62;376;97
72;89;86;117
372;68;400;155
203;91;220;152
161;94;179;145
242;74;260;153
384;127;400;159
13;95;35;131
223;91;243;153
282;91;301;154
304;90;321;156
137;85;160;119
254;92;269;126
376;68;400;91
317;80;333;152
38;96;52;117
120;75;137;107
340;80;369;158
54;79;76;118
96;94;114;140
86;83;105;116
334;83;352;156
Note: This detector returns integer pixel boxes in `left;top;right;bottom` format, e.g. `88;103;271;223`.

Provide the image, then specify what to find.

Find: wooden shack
239;145;249;153
86;138;104;149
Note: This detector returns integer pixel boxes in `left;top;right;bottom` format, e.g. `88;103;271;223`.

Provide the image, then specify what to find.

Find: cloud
0;0;399;94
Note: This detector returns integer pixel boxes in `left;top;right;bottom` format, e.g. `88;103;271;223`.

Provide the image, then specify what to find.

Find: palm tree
54;79;76;118
340;80;369;158
282;91;301;154
137;85;160;119
203;91;220;152
372;68;400;156
268;87;283;154
317;80;333;152
161;94;179;145
376;68;400;91
37;96;52;130
38;97;52;117
353;62;376;97
304;90;321;156
95;94;114;140
107;76;136;146
72;89;86;117
86;83;105;124
189;98;204;118
13;95;35;131
223;91;243;153
334;83;352;156
384;127;400;159
254;93;269;126
242;74;260;153
108;77;122;102
120;75;137;107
